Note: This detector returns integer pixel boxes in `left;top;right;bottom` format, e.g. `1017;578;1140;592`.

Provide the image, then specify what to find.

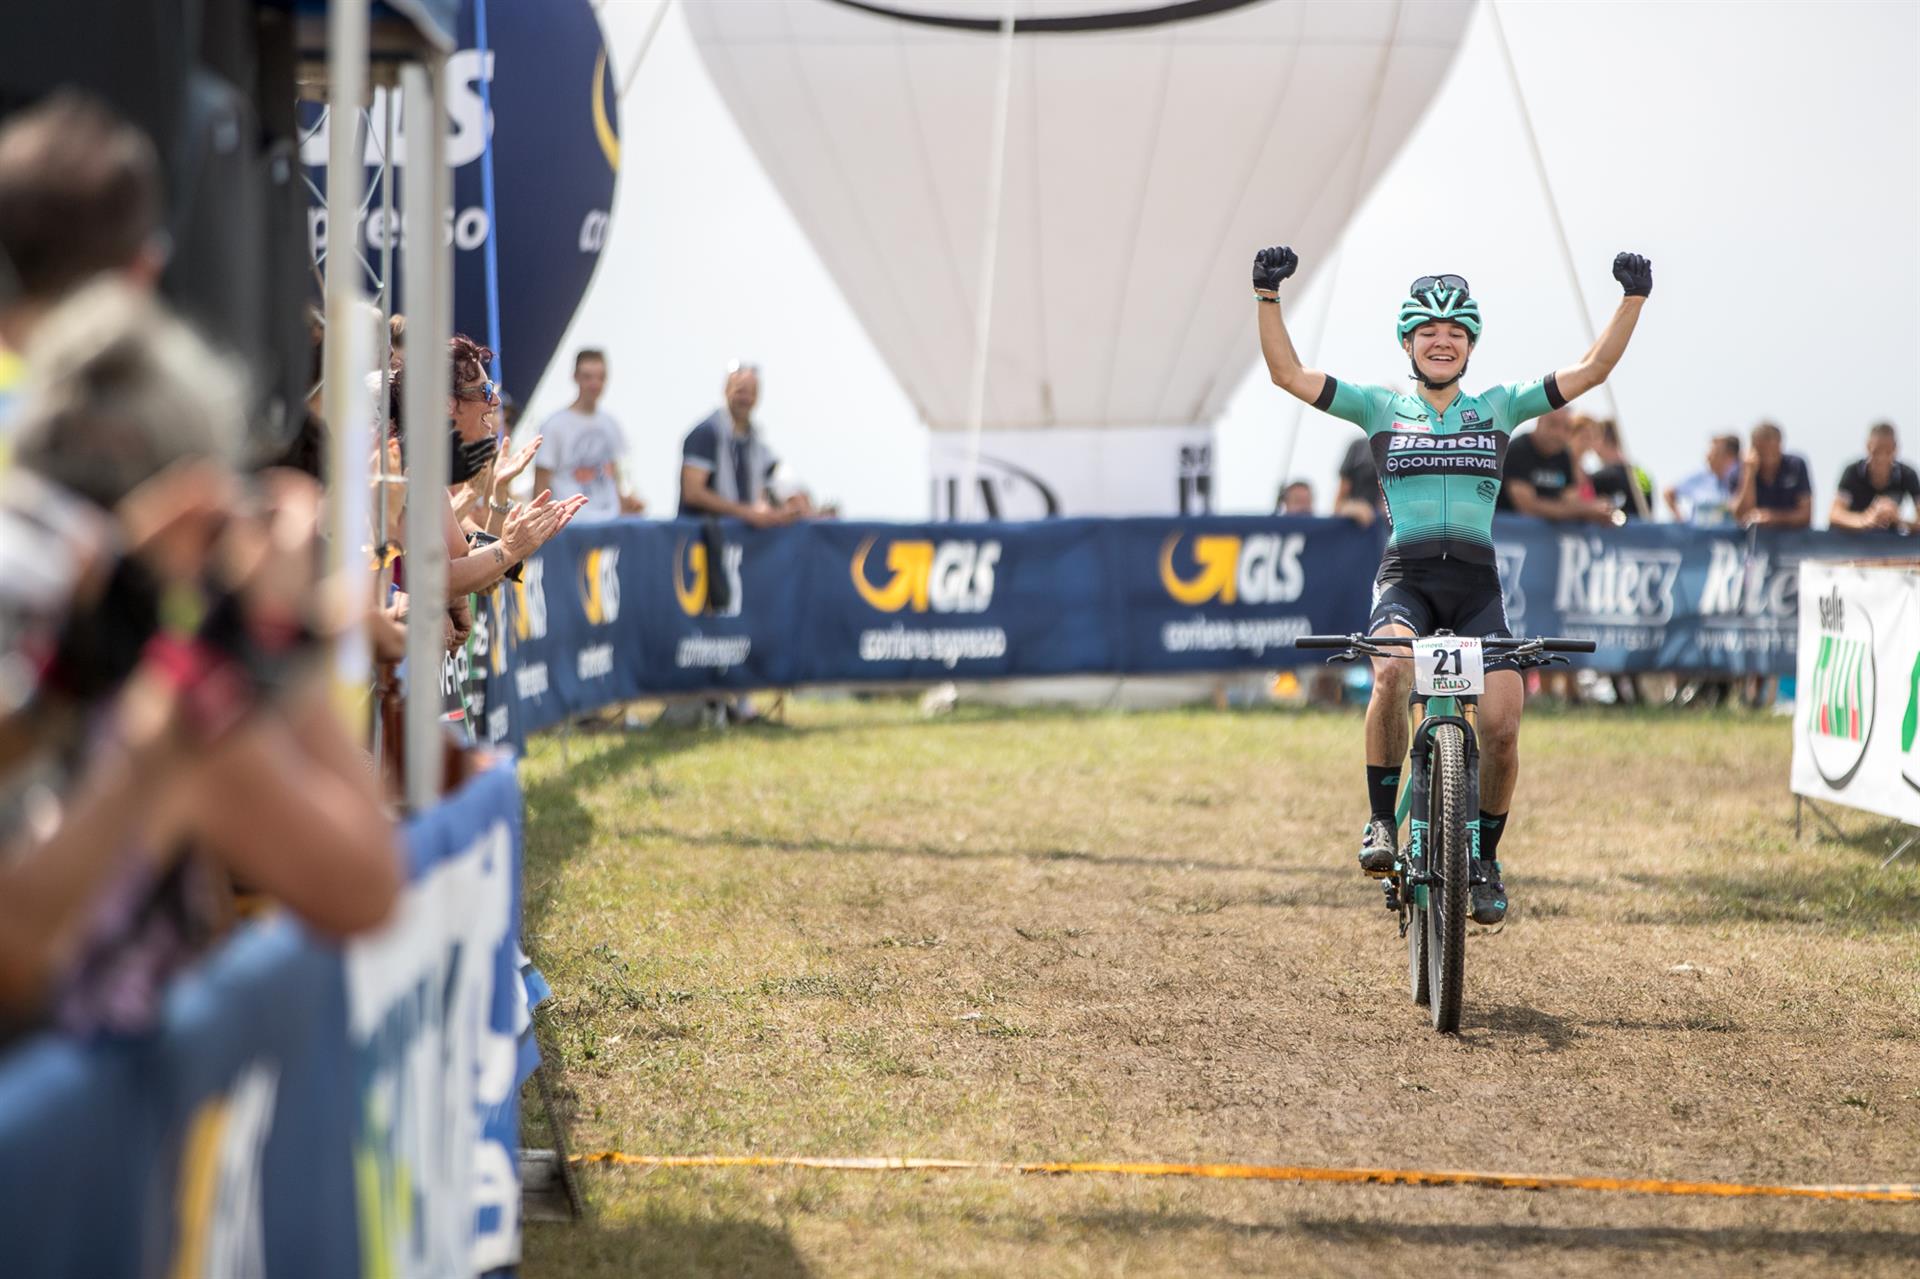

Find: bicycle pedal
1381;880;1402;912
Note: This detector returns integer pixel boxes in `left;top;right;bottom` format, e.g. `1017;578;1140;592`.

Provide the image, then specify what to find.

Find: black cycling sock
1478;810;1508;862
1366;766;1400;823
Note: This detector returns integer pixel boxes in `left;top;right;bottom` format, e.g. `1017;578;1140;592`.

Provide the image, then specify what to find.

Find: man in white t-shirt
532;349;644;523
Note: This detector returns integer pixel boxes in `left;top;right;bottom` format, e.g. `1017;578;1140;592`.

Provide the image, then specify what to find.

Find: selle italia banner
1791;560;1920;825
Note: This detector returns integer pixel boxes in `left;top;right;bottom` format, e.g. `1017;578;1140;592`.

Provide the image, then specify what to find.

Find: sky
524;0;1920;524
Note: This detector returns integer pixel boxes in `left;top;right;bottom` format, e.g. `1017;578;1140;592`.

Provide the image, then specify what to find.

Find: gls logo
1159;533;1305;606
852;538;999;613
580;546;621;625
513;556;548;641
674;537;743;617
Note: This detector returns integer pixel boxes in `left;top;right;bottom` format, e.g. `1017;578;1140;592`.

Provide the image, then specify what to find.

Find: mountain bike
1293;631;1595;1033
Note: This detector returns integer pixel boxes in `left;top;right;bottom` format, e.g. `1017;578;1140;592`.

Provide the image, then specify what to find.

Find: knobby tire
1426;724;1470;1033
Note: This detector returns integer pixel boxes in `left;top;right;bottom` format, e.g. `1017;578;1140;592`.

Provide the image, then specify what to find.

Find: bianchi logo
1805;588;1876;788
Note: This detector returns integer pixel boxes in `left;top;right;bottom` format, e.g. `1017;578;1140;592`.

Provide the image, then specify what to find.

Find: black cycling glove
1252;245;1298;293
1612;252;1652;298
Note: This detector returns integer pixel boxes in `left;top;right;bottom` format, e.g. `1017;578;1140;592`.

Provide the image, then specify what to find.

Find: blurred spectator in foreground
1583;418;1653;521
0;91;166;429
1829;421;1917;534
1664;433;1741;524
0;283;400;1035
1276;479;1314;515
531;348;644;525
1732;421;1812;529
1333;436;1383;526
679;361;811;525
1498;408;1614;523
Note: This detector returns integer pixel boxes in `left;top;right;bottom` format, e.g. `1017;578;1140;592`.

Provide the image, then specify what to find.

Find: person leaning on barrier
0;283;401;1036
1828;421;1917;535
679;361;810;527
1664;433;1741;524
1333;436;1386;527
1276;479;1314;515
1496;408;1616;524
1731;421;1812;529
1583;418;1652;521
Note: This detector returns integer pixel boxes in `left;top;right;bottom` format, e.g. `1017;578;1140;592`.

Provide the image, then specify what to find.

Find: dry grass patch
519;700;1920;1276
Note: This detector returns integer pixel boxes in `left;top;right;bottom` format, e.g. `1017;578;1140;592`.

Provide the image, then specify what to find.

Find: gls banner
300;0;618;407
1790;561;1920;826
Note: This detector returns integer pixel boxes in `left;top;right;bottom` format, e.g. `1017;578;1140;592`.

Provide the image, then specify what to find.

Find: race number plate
1413;636;1485;697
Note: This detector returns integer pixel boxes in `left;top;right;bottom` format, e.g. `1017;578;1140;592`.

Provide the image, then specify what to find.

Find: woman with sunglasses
1250;247;1651;925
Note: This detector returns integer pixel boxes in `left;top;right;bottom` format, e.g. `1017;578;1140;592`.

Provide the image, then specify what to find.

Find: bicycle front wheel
1424;722;1471;1033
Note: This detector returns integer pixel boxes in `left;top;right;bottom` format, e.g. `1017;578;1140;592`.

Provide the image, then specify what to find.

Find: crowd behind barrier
463;513;1919;749
0;761;533;1278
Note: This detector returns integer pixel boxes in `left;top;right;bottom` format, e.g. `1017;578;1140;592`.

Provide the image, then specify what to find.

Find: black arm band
1312;376;1338;412
1543;371;1567;410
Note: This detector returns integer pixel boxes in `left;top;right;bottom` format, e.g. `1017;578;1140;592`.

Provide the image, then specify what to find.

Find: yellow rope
569;1152;1920;1203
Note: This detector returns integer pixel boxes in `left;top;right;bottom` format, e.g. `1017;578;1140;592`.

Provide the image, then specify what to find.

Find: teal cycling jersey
1313;372;1566;566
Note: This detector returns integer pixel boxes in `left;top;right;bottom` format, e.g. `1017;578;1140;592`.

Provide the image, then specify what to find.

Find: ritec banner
1791;560;1920;826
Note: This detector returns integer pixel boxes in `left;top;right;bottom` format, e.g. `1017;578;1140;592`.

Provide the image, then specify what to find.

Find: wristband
489;499;513;514
1253;291;1280;304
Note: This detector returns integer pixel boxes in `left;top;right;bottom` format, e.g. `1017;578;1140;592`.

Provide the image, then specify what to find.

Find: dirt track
521;703;1920;1276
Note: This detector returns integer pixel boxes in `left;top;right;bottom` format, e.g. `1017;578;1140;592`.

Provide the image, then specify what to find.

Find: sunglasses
456;379;499;403
1410;274;1470;296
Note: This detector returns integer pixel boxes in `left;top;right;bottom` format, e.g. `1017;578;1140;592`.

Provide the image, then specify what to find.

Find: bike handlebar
1294;634;1598;654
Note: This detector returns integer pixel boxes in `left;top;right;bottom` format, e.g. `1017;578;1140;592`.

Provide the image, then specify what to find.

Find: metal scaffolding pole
322;0;375;730
402;52;452;813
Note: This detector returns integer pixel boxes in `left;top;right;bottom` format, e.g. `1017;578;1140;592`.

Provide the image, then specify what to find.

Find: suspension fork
1400;697;1482;896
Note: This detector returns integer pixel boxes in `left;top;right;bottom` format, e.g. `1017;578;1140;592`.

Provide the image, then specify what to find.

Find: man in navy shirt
1828;422;1918;535
1732;421;1811;529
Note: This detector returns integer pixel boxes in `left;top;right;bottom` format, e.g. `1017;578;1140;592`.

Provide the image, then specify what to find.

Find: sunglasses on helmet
1410;274;1470;297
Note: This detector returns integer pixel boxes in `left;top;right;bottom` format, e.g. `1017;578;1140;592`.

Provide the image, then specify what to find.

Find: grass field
516;699;1920;1277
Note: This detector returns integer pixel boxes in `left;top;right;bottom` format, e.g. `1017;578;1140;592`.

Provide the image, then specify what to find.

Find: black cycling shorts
1366;557;1519;674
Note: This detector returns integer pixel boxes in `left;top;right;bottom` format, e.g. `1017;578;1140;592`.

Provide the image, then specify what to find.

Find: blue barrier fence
0;761;532;1278
467;515;1917;748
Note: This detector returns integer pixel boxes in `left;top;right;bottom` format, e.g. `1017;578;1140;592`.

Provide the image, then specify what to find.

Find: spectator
1585;417;1653;520
1664;433;1741;524
679;361;809;525
1829;421;1917;534
1276;479;1313;515
1333;436;1384;526
531;348;643;525
0;282;400;1033
1731;421;1812;529
0;91;166;428
1497;408;1614;522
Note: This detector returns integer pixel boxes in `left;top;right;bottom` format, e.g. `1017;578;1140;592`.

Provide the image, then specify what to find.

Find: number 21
1431;648;1462;676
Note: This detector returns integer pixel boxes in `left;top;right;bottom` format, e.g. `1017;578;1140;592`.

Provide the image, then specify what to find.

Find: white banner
929;426;1213;520
1790;560;1920;825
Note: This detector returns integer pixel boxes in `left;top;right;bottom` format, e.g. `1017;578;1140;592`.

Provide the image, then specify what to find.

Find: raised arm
1252;246;1329;406
1553;253;1651;403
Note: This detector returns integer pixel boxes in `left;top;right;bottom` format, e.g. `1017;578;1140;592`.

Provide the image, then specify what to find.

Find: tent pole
1488;0;1649;517
958;1;1017;523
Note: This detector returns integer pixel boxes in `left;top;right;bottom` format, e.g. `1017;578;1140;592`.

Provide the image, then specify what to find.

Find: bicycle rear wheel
1424;723;1470;1033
